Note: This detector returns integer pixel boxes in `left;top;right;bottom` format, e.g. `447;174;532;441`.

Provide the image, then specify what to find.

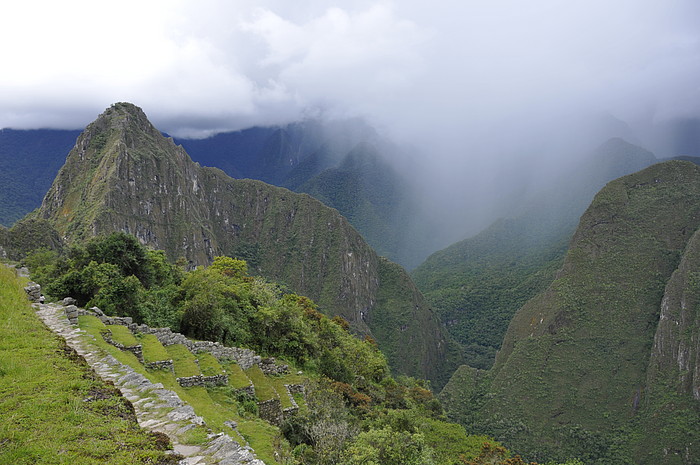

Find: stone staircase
34;301;266;465
27;283;309;465
74;305;304;425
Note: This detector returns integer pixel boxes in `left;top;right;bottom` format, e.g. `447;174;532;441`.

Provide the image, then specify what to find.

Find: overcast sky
2;0;699;246
2;0;699;139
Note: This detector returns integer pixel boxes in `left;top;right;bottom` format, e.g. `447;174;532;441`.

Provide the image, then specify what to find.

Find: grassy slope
0;266;175;465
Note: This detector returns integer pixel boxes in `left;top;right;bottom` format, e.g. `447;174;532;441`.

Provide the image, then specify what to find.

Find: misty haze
1;1;700;464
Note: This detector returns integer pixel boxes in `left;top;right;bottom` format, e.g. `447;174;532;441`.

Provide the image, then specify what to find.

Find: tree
84;232;151;285
342;427;435;465
302;381;357;465
210;256;248;278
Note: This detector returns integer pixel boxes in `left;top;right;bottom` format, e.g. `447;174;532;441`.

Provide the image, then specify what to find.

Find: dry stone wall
33;300;266;465
257;399;283;426
145;360;175;372
80;308;289;375
23;281;42;302
176;374;229;388
58;300;299;428
100;328;144;363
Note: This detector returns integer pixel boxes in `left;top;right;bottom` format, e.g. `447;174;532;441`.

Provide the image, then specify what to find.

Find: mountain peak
32;103;454;383
98;102;150;125
88;102;164;147
38;103;191;238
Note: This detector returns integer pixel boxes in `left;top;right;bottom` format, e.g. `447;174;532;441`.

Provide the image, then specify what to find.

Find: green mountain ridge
177;120;430;268
441;160;700;464
296;142;428;266
9;102;459;386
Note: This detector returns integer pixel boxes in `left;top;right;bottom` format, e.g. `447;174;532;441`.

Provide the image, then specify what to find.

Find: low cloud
2;0;700;242
3;1;699;139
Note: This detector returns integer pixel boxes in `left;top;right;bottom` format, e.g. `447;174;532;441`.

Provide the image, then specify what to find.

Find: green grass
224;361;253;389
79;316;149;377
138;333;171;363
196;352;224;376
107;324;139;347
180;425;209;445
80;314;107;330
0;266;176;464
268;373;307;410
244;366;278;402
165;344;200;378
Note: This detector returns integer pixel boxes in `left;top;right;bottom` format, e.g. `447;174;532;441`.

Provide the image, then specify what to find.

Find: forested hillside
440;160;700;464
0;128;80;226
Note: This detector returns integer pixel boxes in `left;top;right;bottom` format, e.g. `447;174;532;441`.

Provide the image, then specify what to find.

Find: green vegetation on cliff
441;161;700;464
413;138;657;369
176;119;431;269
296;143;429;269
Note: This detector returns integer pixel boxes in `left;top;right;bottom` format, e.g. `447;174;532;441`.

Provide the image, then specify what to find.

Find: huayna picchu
9;102;459;386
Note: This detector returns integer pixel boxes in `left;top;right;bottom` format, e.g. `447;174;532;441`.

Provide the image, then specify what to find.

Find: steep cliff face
35;102;451;383
648;228;700;401
443;161;700;463
177;120;429;269
635;227;700;463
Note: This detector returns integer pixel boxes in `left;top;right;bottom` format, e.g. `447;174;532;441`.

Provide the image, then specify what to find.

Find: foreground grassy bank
0;265;177;465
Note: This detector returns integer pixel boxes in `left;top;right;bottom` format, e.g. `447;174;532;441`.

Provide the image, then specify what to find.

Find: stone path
34;302;266;465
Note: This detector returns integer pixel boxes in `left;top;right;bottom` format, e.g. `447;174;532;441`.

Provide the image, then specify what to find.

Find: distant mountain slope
175;121;335;185
441;160;700;464
20;102;456;385
413;138;657;368
176;122;427;268
296;142;429;266
0;121;427;268
0;128;80;226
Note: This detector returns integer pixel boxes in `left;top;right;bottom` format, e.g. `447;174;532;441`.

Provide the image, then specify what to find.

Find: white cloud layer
2;1;700;241
3;0;698;138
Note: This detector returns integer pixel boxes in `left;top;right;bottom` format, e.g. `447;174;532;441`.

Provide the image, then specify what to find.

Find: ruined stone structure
64;303;301;426
176;374;229;388
23;281;42;302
